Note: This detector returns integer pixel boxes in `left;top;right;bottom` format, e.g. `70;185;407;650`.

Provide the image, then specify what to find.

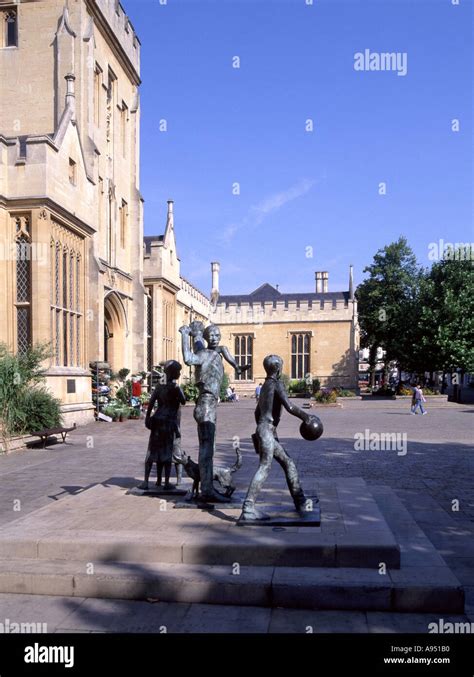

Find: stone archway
103;292;127;372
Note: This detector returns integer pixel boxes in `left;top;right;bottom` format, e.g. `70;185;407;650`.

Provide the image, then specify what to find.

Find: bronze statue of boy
240;354;317;521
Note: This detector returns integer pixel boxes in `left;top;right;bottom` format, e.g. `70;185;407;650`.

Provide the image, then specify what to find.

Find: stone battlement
211;298;355;325
89;0;140;78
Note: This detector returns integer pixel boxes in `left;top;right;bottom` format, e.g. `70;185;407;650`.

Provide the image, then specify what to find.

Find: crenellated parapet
211;294;354;326
86;0;140;81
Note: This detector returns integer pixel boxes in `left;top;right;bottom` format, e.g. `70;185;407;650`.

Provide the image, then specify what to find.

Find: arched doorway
103;292;127;371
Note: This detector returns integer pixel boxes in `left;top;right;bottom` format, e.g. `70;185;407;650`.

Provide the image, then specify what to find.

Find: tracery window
291;333;311;379
50;221;84;367
234;335;253;381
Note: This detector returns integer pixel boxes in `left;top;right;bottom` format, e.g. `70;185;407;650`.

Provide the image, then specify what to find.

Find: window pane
7;15;17;47
63;312;68;366
63;252;68;307
291;355;296;379
69;255;74;309
55;310;61;365
304;334;310;353
55;246;60;305
16;307;30;355
76;258;80;311
76;315;81;366
235;336;239;356
69;313;74;366
16;238;30;302
291;334;296;353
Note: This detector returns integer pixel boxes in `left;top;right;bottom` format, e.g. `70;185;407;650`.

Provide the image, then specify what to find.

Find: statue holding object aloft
179;321;250;503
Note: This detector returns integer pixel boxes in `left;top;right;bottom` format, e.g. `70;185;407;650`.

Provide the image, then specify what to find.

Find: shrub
182;381;198;402
280;373;290;391
0;343;55;444
103;406;118;420
116;380;132;404
220;372;230;401
289;379;307;394
335;388;356;397
21;388;62;433
311;378;321;394
313;388;338;404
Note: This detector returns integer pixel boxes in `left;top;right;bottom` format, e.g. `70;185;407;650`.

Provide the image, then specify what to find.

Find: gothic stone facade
0;0;144;424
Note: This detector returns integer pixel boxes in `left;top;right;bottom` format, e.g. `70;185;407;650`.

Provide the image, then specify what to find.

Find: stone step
0;530;400;569
0;479;401;569
0;558;464;613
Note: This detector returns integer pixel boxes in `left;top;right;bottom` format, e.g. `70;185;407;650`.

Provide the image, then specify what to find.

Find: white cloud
219;178;316;245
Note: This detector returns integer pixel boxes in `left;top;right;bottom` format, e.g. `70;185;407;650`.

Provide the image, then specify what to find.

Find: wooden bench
30;424;77;448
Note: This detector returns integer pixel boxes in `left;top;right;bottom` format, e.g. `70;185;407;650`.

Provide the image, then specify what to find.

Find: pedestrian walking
412;384;427;415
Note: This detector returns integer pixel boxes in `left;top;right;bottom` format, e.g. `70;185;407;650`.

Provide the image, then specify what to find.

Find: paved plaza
0;398;473;633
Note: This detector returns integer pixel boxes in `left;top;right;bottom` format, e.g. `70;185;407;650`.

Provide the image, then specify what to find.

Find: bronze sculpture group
139;321;323;522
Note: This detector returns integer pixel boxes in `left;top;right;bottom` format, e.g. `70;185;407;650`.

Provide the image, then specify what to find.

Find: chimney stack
166;200;174;229
349;264;354;300
211;262;220;307
322;271;329;293
315;271;322;294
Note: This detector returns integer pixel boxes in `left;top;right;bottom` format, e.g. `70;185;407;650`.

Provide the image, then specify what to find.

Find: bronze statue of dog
173;446;242;499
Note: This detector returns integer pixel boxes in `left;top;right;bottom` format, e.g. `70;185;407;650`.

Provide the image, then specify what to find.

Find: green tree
220;372;230;401
356;237;421;382
420;256;474;374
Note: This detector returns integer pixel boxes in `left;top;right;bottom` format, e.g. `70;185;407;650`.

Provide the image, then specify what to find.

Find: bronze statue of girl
139;360;186;490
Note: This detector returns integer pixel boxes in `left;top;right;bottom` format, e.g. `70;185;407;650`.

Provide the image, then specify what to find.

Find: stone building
210;267;359;394
0;0;145;424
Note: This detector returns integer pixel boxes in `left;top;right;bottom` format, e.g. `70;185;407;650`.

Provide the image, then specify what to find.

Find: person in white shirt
412;384;427;415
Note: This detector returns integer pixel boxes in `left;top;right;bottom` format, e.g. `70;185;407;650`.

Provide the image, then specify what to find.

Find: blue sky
126;0;472;296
